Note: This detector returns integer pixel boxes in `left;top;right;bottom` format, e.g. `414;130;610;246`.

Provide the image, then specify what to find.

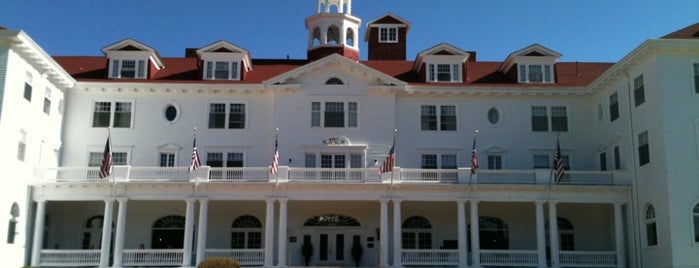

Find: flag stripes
379;143;395;174
271;132;279;175
98;136;112;179
554;139;565;183
189;138;201;172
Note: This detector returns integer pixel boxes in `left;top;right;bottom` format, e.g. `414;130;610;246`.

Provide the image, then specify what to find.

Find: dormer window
379;27;398;43
518;64;553;83
109;59;147;79
205;61;240;80
428;63;462;82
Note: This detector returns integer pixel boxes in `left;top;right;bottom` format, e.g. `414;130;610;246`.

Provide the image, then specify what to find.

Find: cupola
305;0;361;61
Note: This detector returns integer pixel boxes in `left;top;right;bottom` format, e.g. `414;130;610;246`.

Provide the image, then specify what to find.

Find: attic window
326;77;344;85
379;27;398;43
428;63;462;83
518;64;553;83
204;61;240;80
109;59;146;79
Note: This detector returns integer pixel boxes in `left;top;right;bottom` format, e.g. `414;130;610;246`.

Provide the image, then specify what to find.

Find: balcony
33;166;621;186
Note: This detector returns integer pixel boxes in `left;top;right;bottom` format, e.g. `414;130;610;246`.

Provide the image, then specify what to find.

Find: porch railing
402;249;459;266
33;166;619;186
205;249;265;266
39;249;100;267
480;249;538;266
559;250;617;267
122;248;183;266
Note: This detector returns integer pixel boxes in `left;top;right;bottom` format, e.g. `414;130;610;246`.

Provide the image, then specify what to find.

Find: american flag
188;138;201;172
554;140;565;183
379;143;395;174
271;133;279;175
470;137;478;177
98;136;112;179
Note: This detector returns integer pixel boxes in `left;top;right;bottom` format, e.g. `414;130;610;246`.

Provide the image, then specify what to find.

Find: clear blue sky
2;0;697;62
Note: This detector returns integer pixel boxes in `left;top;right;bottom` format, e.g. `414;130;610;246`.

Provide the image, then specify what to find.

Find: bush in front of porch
198;257;240;268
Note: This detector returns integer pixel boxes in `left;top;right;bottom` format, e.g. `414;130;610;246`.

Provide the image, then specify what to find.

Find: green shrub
197;257;240;268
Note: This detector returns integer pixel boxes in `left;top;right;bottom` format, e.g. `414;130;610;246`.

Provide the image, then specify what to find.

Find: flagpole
390;129;397;185
107;127;116;197
469;130;478;186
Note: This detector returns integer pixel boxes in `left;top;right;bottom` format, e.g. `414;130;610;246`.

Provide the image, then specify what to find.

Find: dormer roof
101;38;165;70
364;13;411;41
195;40;253;71
412;43;471;72
499;43;561;73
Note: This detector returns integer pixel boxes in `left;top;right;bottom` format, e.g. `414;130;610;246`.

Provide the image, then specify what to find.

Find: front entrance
300;214;366;267
318;232;349;265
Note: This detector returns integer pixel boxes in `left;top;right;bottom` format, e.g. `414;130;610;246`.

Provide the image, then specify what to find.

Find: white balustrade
40;249;100;266
401;249;459;266
560;171;615;185
209;167;270;182
122;249;183;266
478;170;537;184
287;167;381;183
559;250;617;267
127;166;191;182
205;249;265;266
400;168;459;183
480;249;538;266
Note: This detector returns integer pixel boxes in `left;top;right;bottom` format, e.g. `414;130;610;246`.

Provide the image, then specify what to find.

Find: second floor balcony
32;166;624;186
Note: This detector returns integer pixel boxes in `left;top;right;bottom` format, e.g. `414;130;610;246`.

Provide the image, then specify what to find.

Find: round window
164;104;178;122
488;108;500;124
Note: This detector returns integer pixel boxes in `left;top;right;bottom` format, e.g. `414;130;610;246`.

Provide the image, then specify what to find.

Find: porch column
264;198;276;267
30;199;46;267
548;201;560;268
614;202;626;268
392;199;402;267
183;198;196;267
457;200;467;268
195;198;209;266
99;199;115;268
535;200;546;268
113;198;128;267
379;198;390;268
278;198;289;267
469;200;480;268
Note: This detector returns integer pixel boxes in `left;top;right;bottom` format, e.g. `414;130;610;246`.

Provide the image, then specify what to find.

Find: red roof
53;55;611;87
661;23;699;39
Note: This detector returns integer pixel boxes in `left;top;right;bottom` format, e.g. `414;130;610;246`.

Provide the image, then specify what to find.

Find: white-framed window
421;105;456;131
645;204;658;246
533;153;569;169
207;151;245;180
231;215;263;249
208;103;246;129
402;216;432;249
531;106;568;132
159;152;176;167
634;74;645;107
609;92;619;122
518;64;554;83
420;154;457;169
488;155;502;170
379;27;398;43
92;101;133;128
89;151;128;166
693;63;699;94
17;130;26;162
205;61;240;80
304;153;363;169
109;59;146;79
599;152;607;171
310;101;358;128
427;63;462;82
24;72;33;101
43;88;52;115
638;131;650;166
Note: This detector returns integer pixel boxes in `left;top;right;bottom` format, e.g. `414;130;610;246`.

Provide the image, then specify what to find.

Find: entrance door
318;232;349;265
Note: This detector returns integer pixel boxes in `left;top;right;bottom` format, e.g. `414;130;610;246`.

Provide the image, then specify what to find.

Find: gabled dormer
412;43;471;83
102;38;164;79
365;13;410;60
196;40;252;81
499;44;561;84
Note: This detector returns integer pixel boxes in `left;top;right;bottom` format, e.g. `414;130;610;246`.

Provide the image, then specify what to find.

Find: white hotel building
1;1;699;267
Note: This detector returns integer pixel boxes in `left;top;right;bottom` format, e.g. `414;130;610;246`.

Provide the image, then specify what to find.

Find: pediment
264;54;406;88
500;44;562;72
482;146;507;154
196;40;252;70
412;43;471;72
101;38;164;69
156;143;182;151
101;38;157;54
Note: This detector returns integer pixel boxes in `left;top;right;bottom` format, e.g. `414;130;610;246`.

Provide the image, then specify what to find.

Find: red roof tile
661;23;699;39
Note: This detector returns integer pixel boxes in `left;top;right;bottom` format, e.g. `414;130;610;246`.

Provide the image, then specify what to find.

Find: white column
469;200;480;268
99;199;114;268
614;202;626;268
392;199;402;267
548;201;560;268
278;198;289;267
195;198;209;266
113;198;128;267
30;200;46;267
457;200;467;268
264;198;276;267
535;201;546;268
379;198;390;268
183;199;196;267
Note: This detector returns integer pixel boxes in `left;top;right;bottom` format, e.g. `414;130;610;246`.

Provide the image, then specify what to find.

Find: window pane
112;152;128;165
137;60;145;78
529;65;543;82
231;232;245;249
440;105;456;131
231;62;239;80
305;154;316;168
215;61;229;79
694;63;699;94
121;60;136;78
227;152;244;167
24;75;33;101
248;232;262;249
205;61;213;79
599;152;607;171
614;146;621;170
113;102;132;128
421;105;437;130
544;65;552;82
436;64;451;81
609;93;619;121
441;154;457;169
531;106;548;131
88;152;103;167
228;103;246;129
321;155;333;168
534;155;550;169
160;153;175;167
488;155;502;170
93;102;111;127
324;102;344;127
350;154;362;168
402;232;416;249
421;154;437;169
209;103;226;128
551;106;568;131
348;102;358;127
519;65;527;83
207;153;223;167
311;102;321;127
638;132;650;165
634;75;645;107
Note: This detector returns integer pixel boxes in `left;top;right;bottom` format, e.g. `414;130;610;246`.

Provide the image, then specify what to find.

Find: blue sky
2;0;697;62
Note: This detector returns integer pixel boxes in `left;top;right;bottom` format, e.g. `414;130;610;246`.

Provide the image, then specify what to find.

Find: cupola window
379;27;398;43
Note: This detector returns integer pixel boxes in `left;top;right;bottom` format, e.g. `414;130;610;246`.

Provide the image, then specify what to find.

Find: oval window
164;105;178;122
488;108;499;124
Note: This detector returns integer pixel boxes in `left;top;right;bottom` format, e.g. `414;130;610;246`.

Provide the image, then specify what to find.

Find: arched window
325;77;344;85
327;25;340;45
312;27;321;46
152;215;186;249
304;214;360;226
7;202;19;244
645;204;657;246
557;217;575;250
82;215;105;249
693;204;699;243
402;216;432;249
231;215;262;249
479;216;509;249
346;28;355;47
